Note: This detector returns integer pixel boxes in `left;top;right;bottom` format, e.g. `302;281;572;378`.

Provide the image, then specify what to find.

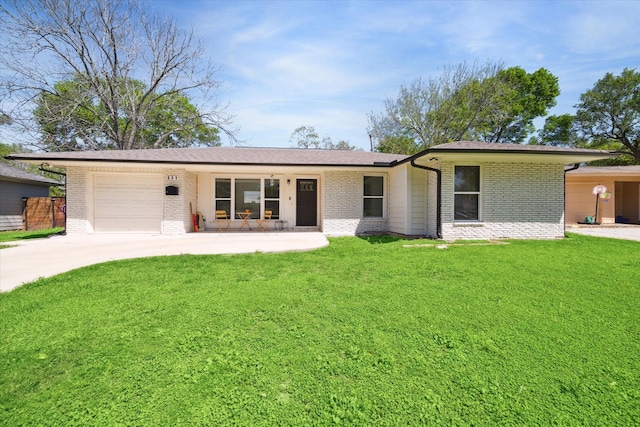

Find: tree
574;68;640;163
368;62;503;153
0;142;25;163
533;114;582;147
0;0;235;150
290;125;321;149
34;75;219;151
328;139;359;151
475;67;559;143
289;125;358;150
368;61;560;154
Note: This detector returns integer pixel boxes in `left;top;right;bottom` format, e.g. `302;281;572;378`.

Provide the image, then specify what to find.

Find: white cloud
564;1;640;56
152;0;640;149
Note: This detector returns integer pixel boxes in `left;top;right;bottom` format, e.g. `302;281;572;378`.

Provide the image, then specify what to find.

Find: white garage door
94;174;163;233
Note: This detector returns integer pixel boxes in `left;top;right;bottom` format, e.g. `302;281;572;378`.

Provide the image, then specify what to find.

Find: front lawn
0;227;64;244
1;234;638;425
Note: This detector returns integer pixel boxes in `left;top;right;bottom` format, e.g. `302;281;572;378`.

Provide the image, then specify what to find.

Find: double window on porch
215;178;280;220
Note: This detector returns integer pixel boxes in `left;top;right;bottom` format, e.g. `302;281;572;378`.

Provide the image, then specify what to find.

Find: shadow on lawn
357;235;413;244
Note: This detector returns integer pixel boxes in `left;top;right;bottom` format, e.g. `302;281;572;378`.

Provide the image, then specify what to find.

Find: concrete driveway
565;225;640;242
0;232;329;293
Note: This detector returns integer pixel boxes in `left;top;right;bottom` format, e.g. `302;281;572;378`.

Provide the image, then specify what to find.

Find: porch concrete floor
0;232;329;293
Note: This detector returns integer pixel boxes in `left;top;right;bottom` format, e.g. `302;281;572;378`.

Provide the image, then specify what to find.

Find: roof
5;146;407;167
0;162;61;186
405;141;618;165
424;141;616;155
5;141;618;168
566;165;640;175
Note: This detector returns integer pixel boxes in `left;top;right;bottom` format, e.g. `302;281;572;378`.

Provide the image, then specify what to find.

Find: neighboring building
566;166;640;225
6;142;616;240
0;163;61;231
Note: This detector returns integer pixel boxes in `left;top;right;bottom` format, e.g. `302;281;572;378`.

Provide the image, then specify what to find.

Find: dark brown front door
296;179;317;226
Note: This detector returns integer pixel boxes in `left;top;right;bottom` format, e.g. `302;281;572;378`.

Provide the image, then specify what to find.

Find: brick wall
440;162;565;240
162;169;188;234
322;170;389;235
65;166;192;235
425;169;438;237
65;166;89;234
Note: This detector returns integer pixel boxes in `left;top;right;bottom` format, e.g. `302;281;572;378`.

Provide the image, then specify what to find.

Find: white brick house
7;142;616;240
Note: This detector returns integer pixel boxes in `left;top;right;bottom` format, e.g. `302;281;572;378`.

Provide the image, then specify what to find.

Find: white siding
388;165;408;234
408;166;428;235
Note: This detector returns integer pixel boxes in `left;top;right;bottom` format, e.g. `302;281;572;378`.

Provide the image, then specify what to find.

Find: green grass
1;234;638;425
0;227;64;245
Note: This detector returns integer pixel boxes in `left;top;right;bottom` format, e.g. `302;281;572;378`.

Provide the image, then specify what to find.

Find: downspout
564;163;580;232
410;160;442;239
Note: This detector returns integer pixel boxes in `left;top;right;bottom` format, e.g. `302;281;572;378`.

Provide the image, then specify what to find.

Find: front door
296;179;317;226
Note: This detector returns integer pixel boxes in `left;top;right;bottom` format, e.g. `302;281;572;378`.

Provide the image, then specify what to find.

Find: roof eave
402;148;619;166
5;156;397;169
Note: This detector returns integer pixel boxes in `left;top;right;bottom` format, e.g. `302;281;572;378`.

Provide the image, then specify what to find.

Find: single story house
0;162;61;231
6;141;616;240
566;166;640;225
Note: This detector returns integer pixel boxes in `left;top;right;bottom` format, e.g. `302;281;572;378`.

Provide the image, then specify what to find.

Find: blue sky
152;0;639;150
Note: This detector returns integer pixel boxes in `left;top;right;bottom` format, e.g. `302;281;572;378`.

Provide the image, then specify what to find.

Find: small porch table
237;211;252;230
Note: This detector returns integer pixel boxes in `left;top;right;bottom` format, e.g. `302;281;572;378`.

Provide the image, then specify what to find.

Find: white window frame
363;175;385;218
213;176;281;219
453;165;481;222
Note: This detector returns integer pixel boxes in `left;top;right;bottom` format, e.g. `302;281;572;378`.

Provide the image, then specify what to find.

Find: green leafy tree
574;68;640;164
0;0;235;150
476;67;559;143
290;125;358;150
368;62;503;152
34;76;220;151
375;135;420;155
534;114;582;147
368;62;560;154
0;142;24;163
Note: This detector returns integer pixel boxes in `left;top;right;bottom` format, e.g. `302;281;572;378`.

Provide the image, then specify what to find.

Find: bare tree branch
0;0;237;150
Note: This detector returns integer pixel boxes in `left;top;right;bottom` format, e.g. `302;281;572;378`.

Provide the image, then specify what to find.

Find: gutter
5;157;399;169
410;160;442;239
39;162;67;177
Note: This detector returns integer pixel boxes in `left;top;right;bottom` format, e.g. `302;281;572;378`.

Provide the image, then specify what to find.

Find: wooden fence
22;197;66;231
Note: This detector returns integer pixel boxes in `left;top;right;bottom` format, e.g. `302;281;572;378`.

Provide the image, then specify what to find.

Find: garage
93;173;163;233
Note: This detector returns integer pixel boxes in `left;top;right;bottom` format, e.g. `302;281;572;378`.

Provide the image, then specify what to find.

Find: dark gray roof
6;146;408;167
5;141;618;167
397;141;619;165
0;162;61;185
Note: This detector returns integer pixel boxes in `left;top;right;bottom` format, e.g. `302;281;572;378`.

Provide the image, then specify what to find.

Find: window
454;166;480;221
215;178;231;215
264;179;280;219
363;176;384;217
235;179;261;218
214;178;280;219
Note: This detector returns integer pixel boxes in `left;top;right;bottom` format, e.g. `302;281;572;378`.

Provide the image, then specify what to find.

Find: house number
299;181;314;191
